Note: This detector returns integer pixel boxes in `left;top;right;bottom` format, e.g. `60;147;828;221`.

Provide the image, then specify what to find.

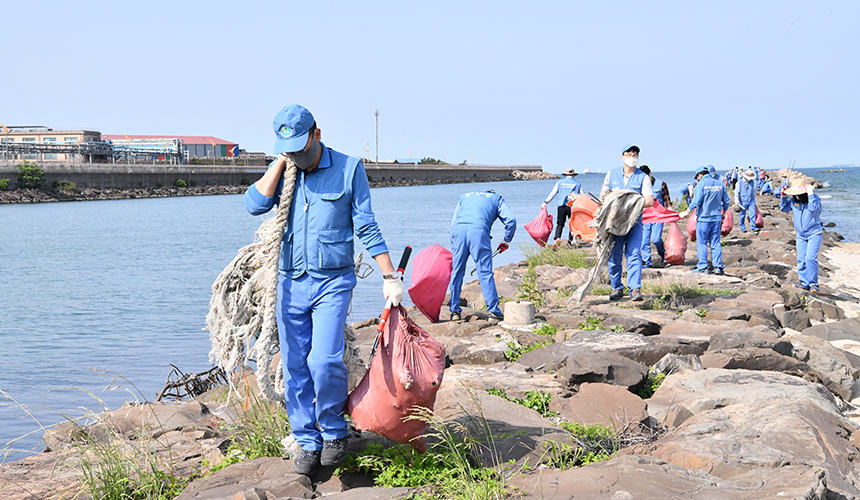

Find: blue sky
2;1;858;173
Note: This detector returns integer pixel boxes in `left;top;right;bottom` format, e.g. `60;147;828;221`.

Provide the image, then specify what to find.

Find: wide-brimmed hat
562;168;578;177
741;169;756;181
784;178;808;196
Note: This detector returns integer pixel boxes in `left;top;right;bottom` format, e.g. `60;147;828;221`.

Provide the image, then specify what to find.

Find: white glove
383;278;405;306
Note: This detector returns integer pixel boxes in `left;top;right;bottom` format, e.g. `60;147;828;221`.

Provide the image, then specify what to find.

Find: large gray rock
700;347;810;373
788;333;858;400
508;454;828;500
515;331;650;372
780;308;812;330
802;318;860;342
601;315;661;336
175;458;314;500
707;329;792;356
643;369;860;499
549;383;647;428
557;351;649;393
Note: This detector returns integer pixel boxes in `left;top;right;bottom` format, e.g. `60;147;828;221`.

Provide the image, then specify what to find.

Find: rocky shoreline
5;183;860;500
0;170;557;204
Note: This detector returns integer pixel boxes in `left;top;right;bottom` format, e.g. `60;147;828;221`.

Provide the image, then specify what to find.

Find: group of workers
242;104;825;477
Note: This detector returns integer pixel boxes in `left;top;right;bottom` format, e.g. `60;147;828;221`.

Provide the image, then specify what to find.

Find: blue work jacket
244;143;388;279
690;176;730;222
652;177;668;207
451;191;517;243
607;167;647;195
544;178;583;206
736;177;757;204
780;193;823;239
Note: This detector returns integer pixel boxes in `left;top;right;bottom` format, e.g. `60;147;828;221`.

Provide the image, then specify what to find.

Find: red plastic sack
642;201;681;224
407;244;452;323
664;222;688;266
686;208;697;242
347;307;446;452
525;205;553;246
721;210;733;236
755;203;764;228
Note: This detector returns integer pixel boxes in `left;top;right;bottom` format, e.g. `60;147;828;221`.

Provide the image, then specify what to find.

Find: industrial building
0;126;101;162
101;135;239;160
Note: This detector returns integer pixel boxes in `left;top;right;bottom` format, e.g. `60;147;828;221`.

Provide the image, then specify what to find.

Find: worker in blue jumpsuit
681;166;730;274
600;145;654;301
781;180;823;292
639;165;668;268
448;190;516;322
736;168;759;232
542;168;583;248
678;181;695;206
244;104;404;476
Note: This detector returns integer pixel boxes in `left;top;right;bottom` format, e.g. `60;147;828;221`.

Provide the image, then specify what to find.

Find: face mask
287;138;321;170
623;156;638;168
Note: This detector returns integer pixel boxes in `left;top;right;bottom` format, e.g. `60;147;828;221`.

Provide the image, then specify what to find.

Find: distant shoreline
0;171;558;204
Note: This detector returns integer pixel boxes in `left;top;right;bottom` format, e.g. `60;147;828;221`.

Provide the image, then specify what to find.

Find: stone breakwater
0;170;556;204
6;186;860;500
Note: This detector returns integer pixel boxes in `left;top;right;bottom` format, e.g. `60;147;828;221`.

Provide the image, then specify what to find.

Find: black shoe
321;437;349;467
294;449;321;476
713;268;724;275
450;312;461;321
609;289;624;301
488;312;504;321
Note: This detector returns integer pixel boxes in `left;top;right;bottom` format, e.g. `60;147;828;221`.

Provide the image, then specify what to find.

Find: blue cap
708;165;715;173
622;144;640;154
273;104;315;154
695;166;710;178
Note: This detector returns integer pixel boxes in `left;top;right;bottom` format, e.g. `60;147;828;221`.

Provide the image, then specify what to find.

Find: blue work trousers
641;222;665;267
449;226;502;315
696;220;724;271
739;201;758;232
277;271;356;451
608;222;643;291
796;232;823;288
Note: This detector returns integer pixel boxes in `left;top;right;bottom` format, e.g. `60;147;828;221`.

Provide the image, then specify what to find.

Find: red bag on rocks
686;208;697;242
525;205;553;246
347;307;446;452
664;222;687;266
755;203;764;228
408;245;452;323
721;210;733;236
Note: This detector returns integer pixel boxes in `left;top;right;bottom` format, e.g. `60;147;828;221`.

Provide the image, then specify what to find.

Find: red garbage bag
686;208;697;242
755;203;764;228
721;210;733;236
664;222;688;266
407;244;452;323
642;201;681;224
347;307;446;452
525;205;553;246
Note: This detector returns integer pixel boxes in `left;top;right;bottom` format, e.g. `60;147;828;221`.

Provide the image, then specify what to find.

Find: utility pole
374;109;379;163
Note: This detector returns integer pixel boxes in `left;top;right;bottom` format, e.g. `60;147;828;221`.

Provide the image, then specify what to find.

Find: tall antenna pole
374;108;379;163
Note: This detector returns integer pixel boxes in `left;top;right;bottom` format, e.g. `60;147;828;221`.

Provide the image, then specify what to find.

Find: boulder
175;457;315;500
779;308;811;330
802;318;860;342
601;315;661;336
700;347;810;373
557;351;649;393
787;333;858;400
549;383;647;428
707;329;792;356
652;353;702;375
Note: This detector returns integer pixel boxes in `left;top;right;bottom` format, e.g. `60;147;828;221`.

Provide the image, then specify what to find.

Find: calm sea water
1;166;857;461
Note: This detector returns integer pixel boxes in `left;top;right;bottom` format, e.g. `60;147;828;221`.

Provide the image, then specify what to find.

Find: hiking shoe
488;312;504;321
609;289;624;301
450;312;461;321
713;268;725;276
294;449;321;476
810;286;820;294
321;437;349;467
552;239;562;250
630;289;643;301
793;283;810;291
692;268;708;274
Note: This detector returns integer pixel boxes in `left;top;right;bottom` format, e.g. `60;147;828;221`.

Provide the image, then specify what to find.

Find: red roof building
102;134;239;158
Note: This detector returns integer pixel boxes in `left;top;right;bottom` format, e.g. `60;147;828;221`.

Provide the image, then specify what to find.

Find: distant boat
582;168;591;174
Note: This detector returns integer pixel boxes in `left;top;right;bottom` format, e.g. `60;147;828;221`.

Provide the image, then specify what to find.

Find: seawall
0;162;544;190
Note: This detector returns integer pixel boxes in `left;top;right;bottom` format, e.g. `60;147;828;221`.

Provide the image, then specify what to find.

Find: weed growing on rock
532;323;558;337
590;284;612;296
696;307;708;318
638;372;666;399
515;265;543;309
485;389;558;419
523;244;589;268
504;340;552;362
577;317;606;331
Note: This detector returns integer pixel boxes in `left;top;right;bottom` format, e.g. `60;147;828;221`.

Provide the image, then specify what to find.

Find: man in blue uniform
599;145;654;301
781;179;823;292
680;166;730;274
449;190;516;321
244;104;404;476
736;168;759;232
542;168;583;248
678;181;695;206
639;165;668;268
